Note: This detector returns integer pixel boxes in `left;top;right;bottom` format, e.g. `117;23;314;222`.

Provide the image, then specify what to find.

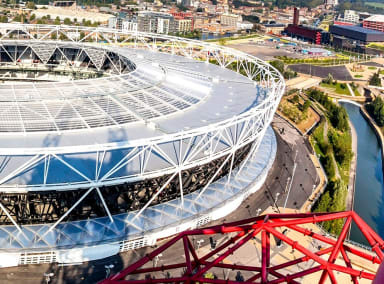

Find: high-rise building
137;11;175;34
174;18;193;33
220;13;241;27
122;19;138;32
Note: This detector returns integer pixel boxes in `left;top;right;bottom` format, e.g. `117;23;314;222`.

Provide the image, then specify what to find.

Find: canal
341;102;384;245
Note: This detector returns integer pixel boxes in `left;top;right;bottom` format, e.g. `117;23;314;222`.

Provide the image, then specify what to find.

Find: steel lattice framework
0;24;284;264
102;211;384;284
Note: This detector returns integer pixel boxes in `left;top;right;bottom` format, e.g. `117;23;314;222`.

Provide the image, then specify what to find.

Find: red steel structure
101;211;384;284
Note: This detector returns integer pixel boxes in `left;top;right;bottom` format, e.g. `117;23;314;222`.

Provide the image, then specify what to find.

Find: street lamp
154;253;163;267
104;264;114;278
274;192;280;213
197;239;204;250
44;272;54;284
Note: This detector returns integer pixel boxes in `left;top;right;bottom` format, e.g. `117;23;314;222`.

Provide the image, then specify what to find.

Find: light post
44;272;54;284
284;176;290;193
274;192;280;213
154;253;163;267
104;264;114;278
283;150;298;212
197;239;204;250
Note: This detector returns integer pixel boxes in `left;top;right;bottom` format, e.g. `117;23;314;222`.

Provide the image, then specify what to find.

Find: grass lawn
354;89;361;96
320;82;351;96
368;66;377;70
354;74;363;78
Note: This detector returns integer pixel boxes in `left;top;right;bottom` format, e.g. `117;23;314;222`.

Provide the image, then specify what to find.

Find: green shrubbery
309;88;352;235
314;180;348;234
367;96;384;126
269;60;298;80
369;71;382;87
307;89;349;132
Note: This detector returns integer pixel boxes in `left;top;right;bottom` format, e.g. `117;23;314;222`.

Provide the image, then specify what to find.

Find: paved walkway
285;75;321;90
347;82;355;97
346;119;358;211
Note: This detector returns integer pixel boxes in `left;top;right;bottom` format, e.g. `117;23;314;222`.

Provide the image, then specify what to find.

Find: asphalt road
289;64;356;81
0;116;319;284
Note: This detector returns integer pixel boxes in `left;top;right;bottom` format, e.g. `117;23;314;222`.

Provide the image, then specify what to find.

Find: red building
363;15;384;32
285;25;324;44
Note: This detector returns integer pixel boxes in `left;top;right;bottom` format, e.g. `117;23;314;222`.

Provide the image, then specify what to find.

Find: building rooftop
364;14;384;23
333;24;384;34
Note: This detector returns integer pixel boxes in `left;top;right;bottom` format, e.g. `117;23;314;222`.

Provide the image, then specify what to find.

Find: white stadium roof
0;42;266;152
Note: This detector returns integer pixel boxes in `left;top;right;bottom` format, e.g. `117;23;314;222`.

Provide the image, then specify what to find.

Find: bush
270;60;285;74
328;129;352;165
292;95;299;104
314;180;347;235
322;153;336;179
367;96;384;126
369;71;382;87
307;89;349;132
302;100;311;113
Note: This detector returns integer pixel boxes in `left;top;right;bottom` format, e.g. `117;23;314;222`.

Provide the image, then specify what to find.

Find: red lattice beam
100;211;384;284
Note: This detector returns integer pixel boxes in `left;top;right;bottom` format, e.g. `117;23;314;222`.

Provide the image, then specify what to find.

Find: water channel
340;102;384;245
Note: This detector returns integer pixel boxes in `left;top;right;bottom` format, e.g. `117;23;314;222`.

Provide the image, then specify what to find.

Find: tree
26;1;35;9
330;106;349;132
269;60;284;74
54;16;60;25
64;17;71;25
314;191;331;213
292;94;299;104
59;33;67;40
369;71;382;87
0;15;8;23
302;100;311;113
30;14;35;21
367;96;384;126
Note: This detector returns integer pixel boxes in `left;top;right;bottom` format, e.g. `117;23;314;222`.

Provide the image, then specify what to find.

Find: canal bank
341;102;384;245
360;105;384;163
338;100;358;212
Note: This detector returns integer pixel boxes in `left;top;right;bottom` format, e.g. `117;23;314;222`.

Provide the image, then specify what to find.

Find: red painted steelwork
100;211;384;283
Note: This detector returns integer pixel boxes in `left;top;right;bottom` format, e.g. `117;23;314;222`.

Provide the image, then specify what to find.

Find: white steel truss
0;24;285;250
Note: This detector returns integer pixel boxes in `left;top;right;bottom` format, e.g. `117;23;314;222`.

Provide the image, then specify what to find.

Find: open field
320;82;351;96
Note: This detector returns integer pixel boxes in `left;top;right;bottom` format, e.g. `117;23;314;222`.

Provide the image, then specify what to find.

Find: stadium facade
0;24;284;266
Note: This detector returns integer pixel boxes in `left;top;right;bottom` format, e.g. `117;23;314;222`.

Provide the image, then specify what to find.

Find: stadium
0;24;284;266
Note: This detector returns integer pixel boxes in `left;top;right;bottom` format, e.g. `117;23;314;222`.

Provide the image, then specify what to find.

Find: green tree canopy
269;60;284;74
